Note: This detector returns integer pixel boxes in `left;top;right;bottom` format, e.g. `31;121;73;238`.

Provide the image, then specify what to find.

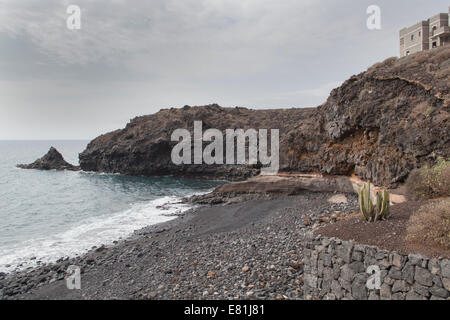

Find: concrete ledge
214;174;407;204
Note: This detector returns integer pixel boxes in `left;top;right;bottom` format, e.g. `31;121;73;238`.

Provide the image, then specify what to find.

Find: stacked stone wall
303;235;450;300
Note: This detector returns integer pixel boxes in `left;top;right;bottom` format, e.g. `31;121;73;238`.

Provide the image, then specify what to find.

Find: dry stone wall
303;234;450;300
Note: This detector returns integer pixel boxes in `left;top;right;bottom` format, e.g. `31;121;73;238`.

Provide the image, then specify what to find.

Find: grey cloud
0;0;448;139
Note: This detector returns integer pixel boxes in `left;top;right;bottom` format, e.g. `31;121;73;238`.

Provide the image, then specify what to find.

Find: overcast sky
0;0;448;140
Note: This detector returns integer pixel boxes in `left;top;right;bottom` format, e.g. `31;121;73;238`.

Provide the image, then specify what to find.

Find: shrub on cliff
405;159;450;200
406;199;450;251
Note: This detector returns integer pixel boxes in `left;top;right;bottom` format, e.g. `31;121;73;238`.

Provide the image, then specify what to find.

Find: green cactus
358;182;373;221
358;182;390;222
376;189;390;219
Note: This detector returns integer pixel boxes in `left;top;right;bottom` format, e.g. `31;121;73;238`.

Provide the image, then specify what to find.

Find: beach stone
368;291;379;300
317;259;324;277
340;264;355;282
383;276;395;285
379;269;387;281
310;251;319;269
323;254;332;267
433;275;443;287
324;293;336;300
402;262;415;284
415;267;433;287
406;291;425;300
349;261;365;274
392;292;405;300
413;283;430;297
378;258;391;269
392;280;408;293
428;259;440;275
323;267;334;282
331;280;343;299
337;242;353;264
332;263;341;280
441;259;450;278
305;274;318;289
352;250;364;262
408;254;427;268
375;251;387;260
321;279;332;293
389;252;404;269
442;278;450;291
429;286;449;299
363;248;377;267
338;278;352;292
388;268;402;280
380;284;392;300
351;274;367;300
332;256;345;267
327;194;348;204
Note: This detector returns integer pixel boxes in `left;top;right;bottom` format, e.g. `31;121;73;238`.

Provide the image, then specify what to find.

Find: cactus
358;182;390;222
358;182;373;221
376;189;390;220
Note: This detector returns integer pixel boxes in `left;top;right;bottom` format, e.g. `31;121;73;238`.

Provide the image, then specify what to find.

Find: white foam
0;196;194;273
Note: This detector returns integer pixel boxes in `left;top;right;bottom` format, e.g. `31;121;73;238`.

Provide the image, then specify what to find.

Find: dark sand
0;192;357;300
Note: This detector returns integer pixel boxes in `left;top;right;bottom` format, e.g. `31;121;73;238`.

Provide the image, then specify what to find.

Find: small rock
327;194;348;204
415;266;433;287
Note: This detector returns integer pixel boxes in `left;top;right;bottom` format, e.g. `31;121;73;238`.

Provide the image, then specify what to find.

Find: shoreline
0;191;358;300
0;194;201;275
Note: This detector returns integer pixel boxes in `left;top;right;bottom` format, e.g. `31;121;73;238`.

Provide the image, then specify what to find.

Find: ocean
0;140;223;273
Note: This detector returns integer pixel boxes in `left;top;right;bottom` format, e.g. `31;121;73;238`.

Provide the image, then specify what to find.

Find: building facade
400;7;450;57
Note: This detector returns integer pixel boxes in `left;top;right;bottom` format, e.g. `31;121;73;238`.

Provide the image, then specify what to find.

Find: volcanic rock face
289;47;449;186
17;147;80;171
79;105;316;181
79;46;450;187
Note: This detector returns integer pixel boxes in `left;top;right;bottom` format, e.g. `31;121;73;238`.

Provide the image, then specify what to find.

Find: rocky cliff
79;46;450;187
79;105;316;181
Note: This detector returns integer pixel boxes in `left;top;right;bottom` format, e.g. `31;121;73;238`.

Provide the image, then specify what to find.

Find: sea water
0;140;223;273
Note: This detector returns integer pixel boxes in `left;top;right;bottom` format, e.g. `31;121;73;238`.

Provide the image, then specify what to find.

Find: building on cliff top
399;6;450;57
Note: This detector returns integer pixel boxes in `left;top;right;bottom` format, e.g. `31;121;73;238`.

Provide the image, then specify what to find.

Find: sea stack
17;147;80;171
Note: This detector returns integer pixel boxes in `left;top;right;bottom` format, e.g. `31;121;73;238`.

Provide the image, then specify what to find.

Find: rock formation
79;46;449;187
17;147;80;171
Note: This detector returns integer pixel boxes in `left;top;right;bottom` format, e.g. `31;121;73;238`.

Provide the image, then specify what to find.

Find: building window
411;34;414;40
419;31;421;37
432;26;437;36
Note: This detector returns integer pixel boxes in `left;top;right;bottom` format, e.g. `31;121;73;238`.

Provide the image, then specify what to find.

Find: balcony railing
431;26;450;37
